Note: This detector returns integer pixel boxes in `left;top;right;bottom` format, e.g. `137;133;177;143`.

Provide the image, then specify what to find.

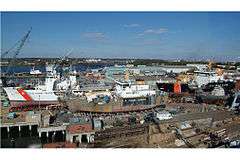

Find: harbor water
0;63;112;74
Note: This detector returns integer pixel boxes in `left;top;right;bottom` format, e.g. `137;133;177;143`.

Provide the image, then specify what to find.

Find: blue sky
1;12;240;61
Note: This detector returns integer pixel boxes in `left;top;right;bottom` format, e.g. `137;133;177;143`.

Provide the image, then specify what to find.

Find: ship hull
202;81;235;94
9;100;59;107
3;87;59;108
196;94;228;104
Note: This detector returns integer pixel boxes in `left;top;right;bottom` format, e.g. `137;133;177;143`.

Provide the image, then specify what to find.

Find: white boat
30;66;42;75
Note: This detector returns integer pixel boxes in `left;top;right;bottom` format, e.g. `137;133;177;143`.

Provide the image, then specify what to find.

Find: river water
1;63;112;74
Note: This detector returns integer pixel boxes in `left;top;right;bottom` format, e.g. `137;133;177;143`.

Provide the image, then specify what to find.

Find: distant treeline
132;59;209;66
1;58;239;67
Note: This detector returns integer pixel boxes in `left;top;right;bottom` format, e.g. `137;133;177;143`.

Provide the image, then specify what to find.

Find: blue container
104;95;110;103
70;117;80;123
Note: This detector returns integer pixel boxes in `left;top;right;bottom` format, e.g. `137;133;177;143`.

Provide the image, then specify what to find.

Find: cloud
137;33;145;36
83;32;106;40
145;28;168;34
124;24;141;28
138;28;168;36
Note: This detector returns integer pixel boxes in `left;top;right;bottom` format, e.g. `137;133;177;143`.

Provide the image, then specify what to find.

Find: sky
1;12;240;61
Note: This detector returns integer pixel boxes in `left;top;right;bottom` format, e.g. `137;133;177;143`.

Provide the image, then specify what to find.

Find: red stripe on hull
17;88;32;101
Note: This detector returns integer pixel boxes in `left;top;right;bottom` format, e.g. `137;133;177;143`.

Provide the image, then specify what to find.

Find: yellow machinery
176;74;194;83
124;69;129;81
216;68;224;76
208;60;214;71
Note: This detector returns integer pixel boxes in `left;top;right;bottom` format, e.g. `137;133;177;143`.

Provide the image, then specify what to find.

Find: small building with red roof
66;123;95;144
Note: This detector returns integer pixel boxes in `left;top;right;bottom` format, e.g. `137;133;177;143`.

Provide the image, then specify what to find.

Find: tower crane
1;27;32;74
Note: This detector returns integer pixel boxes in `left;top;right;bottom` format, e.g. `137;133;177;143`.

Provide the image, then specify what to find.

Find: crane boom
6;27;32;73
1;39;21;58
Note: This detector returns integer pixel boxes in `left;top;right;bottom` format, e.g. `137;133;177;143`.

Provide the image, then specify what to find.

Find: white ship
3;87;59;107
115;80;156;98
3;64;60;107
194;71;224;87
